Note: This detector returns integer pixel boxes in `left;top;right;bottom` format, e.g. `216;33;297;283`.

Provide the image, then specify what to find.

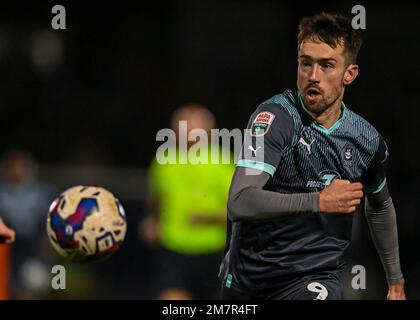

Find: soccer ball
46;185;127;262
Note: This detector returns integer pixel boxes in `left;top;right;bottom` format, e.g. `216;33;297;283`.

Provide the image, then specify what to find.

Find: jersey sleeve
237;103;294;176
362;135;389;194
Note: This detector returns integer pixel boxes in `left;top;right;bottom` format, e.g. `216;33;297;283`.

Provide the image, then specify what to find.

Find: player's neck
311;100;343;129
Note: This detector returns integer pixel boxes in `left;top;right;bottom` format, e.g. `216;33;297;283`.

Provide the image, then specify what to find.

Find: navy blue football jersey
220;89;389;295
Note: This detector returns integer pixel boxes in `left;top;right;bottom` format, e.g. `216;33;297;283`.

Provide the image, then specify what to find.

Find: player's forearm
228;167;320;221
228;187;319;221
365;189;404;285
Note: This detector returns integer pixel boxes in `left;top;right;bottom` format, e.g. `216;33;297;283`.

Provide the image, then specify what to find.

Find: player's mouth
306;88;321;102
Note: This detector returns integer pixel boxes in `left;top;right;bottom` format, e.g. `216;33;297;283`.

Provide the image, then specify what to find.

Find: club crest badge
343;144;355;164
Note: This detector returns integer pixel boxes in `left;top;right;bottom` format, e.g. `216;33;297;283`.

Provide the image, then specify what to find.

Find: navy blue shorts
220;273;343;300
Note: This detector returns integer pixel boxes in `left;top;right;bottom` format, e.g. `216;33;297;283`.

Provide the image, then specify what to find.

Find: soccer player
219;12;406;300
0;218;15;244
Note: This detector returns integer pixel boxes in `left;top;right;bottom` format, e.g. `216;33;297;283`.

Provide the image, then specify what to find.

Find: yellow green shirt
148;146;234;255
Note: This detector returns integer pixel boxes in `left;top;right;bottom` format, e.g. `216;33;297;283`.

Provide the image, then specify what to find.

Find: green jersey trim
369;177;387;194
237;159;276;176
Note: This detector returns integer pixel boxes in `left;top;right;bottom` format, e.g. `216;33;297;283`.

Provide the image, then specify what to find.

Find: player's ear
343;64;359;85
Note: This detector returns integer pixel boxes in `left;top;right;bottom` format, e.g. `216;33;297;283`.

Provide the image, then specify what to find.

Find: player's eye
299;61;312;69
322;63;334;70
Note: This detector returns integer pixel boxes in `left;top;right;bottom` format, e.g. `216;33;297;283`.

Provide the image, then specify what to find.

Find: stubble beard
301;87;343;116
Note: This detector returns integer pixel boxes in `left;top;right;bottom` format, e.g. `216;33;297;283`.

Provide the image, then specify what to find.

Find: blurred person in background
140;104;235;300
0;148;56;299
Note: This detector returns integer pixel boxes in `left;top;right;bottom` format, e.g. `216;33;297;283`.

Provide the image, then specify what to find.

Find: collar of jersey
297;91;348;135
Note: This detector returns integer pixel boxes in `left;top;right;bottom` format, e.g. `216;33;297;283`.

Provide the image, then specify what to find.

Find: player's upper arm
236;103;294;176
362;135;389;195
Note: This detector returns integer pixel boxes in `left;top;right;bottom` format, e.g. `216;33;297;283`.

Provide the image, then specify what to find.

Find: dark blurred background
0;1;418;299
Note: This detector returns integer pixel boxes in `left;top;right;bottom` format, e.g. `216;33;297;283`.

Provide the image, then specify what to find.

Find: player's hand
387;283;406;300
0;218;15;244
319;179;364;214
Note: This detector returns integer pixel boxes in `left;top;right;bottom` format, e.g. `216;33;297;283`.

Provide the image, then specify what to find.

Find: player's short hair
297;12;363;64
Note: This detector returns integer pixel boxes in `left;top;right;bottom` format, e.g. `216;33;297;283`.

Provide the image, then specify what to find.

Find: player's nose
308;65;320;82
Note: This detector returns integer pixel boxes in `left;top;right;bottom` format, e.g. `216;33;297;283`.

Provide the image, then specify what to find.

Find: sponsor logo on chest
251;111;275;136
